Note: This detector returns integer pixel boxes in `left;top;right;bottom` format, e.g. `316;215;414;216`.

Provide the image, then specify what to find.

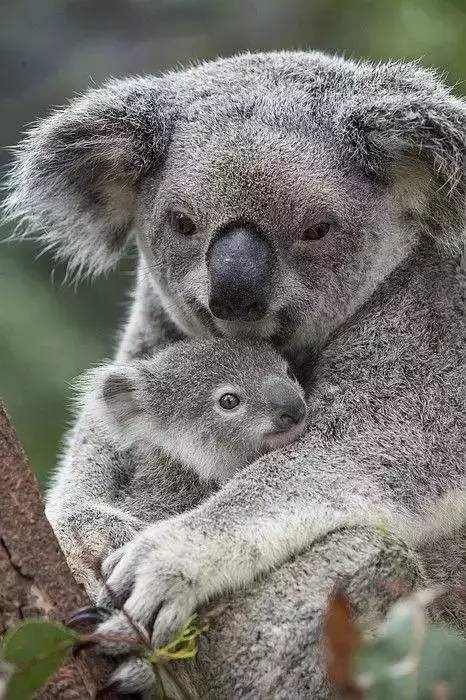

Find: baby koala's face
100;339;307;483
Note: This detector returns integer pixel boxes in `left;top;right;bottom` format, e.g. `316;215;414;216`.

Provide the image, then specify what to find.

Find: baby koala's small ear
101;370;143;430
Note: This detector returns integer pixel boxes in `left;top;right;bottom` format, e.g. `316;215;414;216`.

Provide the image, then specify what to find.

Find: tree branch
0;402;115;699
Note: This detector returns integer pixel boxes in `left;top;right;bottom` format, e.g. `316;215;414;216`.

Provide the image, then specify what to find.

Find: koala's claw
93;521;205;652
67;605;112;629
95;596;194;654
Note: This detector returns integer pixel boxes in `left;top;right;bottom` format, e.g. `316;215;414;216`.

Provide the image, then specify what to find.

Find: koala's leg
197;527;425;699
46;415;213;600
96;528;425;699
47;502;145;600
45;419;148;599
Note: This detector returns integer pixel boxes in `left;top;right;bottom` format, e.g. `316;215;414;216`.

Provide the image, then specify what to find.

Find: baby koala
94;338;307;483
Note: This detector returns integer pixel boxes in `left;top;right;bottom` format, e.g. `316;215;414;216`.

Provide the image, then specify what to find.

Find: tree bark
0;402;114;699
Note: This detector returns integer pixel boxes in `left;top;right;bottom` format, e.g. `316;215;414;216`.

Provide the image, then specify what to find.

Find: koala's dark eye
301;222;331;241
171;211;197;236
219;393;240;410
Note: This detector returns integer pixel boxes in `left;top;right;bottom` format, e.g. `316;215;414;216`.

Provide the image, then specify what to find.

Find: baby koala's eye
301;221;331;241
171;211;197;236
219;393;240;410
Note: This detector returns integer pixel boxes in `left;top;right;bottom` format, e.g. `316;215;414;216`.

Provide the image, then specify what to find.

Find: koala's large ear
4;77;173;278
347;73;465;252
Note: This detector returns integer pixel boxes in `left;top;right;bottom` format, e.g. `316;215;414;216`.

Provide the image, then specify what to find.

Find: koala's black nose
275;400;307;430
277;411;301;429
207;225;276;321
266;380;307;431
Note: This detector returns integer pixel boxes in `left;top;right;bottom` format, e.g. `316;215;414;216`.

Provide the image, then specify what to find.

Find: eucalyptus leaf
1;620;81;700
417;626;466;700
355;601;466;700
356;640;418;700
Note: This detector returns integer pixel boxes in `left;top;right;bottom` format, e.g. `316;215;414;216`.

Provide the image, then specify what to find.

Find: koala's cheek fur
135;206;216;339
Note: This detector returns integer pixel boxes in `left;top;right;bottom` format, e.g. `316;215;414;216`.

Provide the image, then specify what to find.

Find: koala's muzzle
266;380;307;431
207;225;276;321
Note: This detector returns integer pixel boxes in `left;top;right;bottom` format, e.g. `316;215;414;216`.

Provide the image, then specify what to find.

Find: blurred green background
1;0;465;485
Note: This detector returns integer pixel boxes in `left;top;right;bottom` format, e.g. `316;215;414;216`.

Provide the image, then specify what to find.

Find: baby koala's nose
274;399;306;430
265;379;307;432
276;409;302;429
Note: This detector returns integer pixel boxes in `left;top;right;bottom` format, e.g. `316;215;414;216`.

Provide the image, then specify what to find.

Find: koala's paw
102;658;158;698
94;519;211;651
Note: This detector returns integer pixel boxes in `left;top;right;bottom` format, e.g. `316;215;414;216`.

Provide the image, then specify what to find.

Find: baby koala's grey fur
4;50;465;696
83;338;306;484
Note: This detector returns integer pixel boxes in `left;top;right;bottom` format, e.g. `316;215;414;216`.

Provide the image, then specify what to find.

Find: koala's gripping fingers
101;544;129;580
94;580;197;656
96;542;140;610
97;541;139;606
94;610;150;655
99;657;157;698
95;520;205;651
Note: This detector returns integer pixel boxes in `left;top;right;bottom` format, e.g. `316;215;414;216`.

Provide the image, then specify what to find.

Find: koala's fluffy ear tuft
348;67;465;252
102;371;142;428
3;76;174;279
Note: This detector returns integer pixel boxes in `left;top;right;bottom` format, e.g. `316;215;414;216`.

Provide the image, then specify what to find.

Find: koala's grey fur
79;338;306;484
4;51;465;696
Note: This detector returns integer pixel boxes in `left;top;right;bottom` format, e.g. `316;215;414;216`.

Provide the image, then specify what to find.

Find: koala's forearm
166;427;463;603
173;447;393;592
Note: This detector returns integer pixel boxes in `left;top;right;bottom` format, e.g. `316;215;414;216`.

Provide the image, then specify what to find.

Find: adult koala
5;51;465;696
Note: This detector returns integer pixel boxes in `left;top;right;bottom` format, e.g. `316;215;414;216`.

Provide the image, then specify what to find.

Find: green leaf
0;620;81;700
355;594;466;700
417;626;466;700
147;614;209;664
379;596;425;660
355;596;424;689
356;641;417;700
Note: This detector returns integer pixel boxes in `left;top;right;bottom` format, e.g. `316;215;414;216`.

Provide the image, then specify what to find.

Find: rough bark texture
0;402;114;699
